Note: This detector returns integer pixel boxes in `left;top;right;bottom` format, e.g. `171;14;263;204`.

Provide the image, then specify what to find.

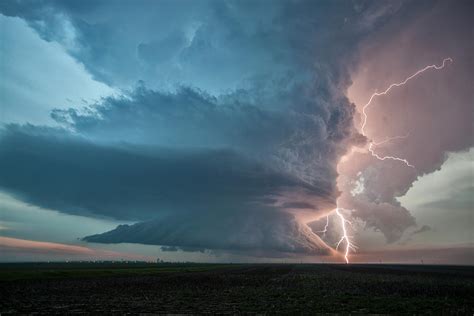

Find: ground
0;262;473;314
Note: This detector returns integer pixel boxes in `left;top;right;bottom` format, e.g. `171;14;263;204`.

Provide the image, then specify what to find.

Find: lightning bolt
330;57;453;264
316;208;356;264
360;57;453;168
315;215;329;237
371;133;410;146
368;142;415;168
335;208;356;264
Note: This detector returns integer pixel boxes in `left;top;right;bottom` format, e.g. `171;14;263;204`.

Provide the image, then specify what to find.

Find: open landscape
1;0;473;314
1;262;473;314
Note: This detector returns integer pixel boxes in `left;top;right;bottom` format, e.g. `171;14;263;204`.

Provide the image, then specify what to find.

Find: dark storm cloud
0;0;402;90
0;124;333;253
0;0;208;86
84;211;331;255
50;83;355;190
0;0;409;254
280;202;316;210
160;246;179;252
0;124;330;221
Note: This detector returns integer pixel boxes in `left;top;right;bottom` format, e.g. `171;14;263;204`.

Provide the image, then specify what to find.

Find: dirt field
1;263;473;314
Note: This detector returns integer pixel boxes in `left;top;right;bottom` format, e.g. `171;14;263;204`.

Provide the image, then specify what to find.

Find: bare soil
1;263;473;314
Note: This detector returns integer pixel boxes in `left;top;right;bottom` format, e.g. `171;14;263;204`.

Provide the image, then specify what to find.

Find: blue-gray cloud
0;0;413;254
50;83;357;189
0;76;351;254
0;123;334;253
0;124;332;219
84;211;331;255
0;0;404;91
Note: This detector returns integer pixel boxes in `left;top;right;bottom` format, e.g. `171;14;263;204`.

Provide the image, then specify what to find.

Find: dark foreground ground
1;262;473;314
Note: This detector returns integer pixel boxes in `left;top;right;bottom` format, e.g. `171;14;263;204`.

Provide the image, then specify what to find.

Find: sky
0;0;472;264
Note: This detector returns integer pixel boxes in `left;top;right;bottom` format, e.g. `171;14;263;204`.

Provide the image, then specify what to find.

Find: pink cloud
0;237;152;261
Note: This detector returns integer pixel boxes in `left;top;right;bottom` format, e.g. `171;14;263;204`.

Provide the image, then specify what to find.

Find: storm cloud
0;123;335;215
0;117;336;254
0;0;378;90
2;0;467;259
338;0;474;243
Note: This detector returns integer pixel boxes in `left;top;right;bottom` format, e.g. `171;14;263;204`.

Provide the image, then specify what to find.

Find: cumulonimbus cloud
0;0;418;255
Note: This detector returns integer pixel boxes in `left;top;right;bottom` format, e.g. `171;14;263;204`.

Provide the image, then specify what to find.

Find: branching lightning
360;57;453;168
371;133;410;146
335;208;356;264
316;209;356;264
368;142;415;168
328;57;453;264
315;215;329;237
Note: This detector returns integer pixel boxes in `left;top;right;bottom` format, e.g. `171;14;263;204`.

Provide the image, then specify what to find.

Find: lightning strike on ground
314;208;356;264
329;57;453;264
335;208;356;264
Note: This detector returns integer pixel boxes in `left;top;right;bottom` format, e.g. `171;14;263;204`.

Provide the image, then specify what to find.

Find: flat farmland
1;263;473;314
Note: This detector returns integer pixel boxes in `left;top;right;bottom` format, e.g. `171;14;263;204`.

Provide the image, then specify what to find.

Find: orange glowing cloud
0;237;152;261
